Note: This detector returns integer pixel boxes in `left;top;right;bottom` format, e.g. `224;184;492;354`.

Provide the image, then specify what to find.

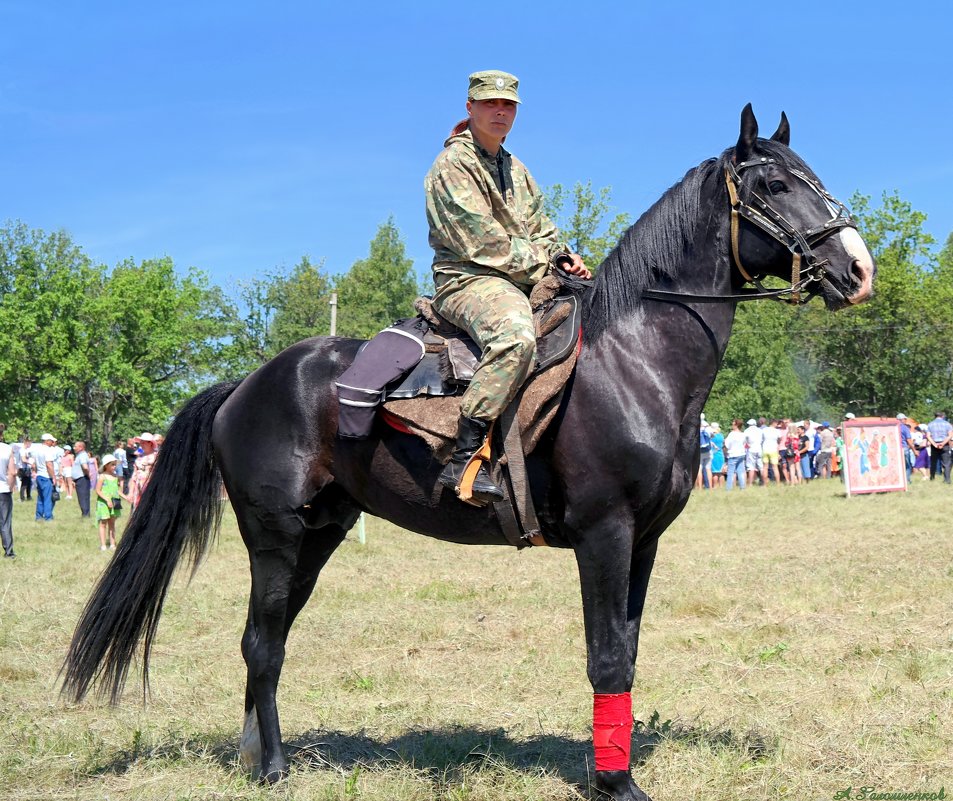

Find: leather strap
492;474;525;548
494;402;547;548
726;171;757;283
730;206;756;283
790;252;802;304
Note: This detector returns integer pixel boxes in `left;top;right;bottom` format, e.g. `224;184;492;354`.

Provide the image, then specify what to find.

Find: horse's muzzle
840;228;875;305
845;258;875;305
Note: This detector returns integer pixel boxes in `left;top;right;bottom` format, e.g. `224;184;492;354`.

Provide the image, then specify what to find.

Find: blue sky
2;1;951;296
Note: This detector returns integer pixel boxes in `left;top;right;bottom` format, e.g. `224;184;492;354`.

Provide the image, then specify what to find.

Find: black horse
63;106;874;801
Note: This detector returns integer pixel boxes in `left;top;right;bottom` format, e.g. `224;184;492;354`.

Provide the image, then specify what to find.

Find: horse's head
728;104;875;309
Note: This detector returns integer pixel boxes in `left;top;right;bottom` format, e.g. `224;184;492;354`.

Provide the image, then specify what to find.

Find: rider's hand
557;252;591;280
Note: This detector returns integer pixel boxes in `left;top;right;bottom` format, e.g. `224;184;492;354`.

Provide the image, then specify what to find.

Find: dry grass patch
0;478;950;799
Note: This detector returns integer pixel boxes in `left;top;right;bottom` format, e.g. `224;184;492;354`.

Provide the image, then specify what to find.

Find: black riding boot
439;416;504;504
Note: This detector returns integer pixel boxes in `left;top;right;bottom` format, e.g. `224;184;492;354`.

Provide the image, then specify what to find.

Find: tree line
0;217;420;448
2;185;950;449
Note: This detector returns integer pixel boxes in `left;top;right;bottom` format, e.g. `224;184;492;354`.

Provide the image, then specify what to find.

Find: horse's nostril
850;259;868;287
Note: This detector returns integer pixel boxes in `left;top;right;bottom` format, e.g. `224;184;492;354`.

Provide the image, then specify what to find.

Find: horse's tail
61;380;240;704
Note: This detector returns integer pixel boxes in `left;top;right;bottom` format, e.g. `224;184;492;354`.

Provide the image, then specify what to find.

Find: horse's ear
736;103;758;162
770;111;790;146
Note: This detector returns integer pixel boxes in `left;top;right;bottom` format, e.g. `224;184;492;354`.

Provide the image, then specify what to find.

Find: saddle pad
386;293;582;401
334;317;429;438
381;331;580;462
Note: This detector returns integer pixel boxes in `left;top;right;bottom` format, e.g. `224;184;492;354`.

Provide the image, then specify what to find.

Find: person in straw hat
94;453;132;551
424;69;590;504
129;432;158;508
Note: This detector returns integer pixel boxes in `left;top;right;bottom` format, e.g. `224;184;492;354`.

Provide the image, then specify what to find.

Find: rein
642;156;857;306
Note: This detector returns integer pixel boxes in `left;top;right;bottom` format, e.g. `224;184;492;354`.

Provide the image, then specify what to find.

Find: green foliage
544;181;631;271
803;191;945;418
219;256;334;376
0;224;98;437
90;257;231;442
334;217;418;339
0;222;232;449
268;256;334;350
704;301;810;423
217;220;416;374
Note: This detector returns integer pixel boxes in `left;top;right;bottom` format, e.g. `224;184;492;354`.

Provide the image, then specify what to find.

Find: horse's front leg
574;530;659;801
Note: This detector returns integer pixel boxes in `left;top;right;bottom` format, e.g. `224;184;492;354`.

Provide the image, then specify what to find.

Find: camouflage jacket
425;127;568;288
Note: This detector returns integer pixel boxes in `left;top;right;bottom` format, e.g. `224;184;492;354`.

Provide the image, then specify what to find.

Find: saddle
335;273;583;449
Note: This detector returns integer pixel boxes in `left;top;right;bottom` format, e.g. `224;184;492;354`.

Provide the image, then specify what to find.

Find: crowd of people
696;411;953;490
0;430;162;558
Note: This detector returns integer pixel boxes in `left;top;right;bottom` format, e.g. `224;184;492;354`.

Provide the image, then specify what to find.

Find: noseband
641;156;859;306
725;157;858;304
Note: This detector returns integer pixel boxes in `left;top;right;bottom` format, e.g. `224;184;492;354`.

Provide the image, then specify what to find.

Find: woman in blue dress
709;423;725;488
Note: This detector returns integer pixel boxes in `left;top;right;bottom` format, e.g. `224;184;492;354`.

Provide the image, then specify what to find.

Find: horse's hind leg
237;516;351;782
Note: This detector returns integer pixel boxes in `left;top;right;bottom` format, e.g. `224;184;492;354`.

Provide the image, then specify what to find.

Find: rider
425;70;590;504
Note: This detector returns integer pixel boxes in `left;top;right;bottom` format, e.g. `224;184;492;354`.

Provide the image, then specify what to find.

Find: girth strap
493;401;547;548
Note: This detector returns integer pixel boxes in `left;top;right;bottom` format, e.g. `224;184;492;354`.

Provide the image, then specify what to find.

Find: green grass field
1;479;950;800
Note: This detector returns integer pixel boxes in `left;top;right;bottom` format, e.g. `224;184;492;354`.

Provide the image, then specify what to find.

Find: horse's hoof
260;765;289;785
594;770;653;801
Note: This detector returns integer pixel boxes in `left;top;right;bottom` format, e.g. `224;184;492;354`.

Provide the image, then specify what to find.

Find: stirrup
456;435;493;504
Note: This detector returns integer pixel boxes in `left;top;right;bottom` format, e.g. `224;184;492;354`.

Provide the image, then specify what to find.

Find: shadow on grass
90;717;772;795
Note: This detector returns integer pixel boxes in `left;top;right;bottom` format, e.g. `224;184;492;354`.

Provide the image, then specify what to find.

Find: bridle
642;156;858;305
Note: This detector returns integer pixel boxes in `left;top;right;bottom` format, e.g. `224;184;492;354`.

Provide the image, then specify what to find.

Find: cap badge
495;78;505;89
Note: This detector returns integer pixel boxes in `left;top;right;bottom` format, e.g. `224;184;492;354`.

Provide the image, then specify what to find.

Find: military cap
468;70;521;104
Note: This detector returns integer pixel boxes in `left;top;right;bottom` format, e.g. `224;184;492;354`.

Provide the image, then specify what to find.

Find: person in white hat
743;418;765;486
31;433;58;521
94;453;132;551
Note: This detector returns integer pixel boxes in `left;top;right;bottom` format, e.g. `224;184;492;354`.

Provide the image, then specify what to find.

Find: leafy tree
0;223;232;449
219;256;335;377
544;181;631;271
88;257;232;445
266;256;334;351
803;191;942;418
219;275;275;376
922;231;953;406
0;223;100;438
704;300;811;424
334;218;418;339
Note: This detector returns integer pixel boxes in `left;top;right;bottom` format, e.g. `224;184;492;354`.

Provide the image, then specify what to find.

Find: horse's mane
583;139;816;342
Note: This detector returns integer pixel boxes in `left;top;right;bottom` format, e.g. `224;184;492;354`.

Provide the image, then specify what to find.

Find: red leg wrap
593;692;632;772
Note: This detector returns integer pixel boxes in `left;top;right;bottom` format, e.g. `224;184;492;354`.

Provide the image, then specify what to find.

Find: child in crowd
94;454;131;551
60;445;74;499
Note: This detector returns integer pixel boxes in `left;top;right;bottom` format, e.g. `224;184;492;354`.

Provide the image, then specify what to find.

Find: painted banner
842;417;907;496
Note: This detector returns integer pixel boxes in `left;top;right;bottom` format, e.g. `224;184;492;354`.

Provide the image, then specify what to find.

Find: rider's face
466;98;517;149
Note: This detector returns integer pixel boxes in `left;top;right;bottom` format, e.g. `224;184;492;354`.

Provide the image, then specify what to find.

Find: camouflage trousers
432;272;536;422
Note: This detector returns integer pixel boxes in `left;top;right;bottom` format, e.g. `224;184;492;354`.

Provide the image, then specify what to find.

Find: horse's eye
768;180;786;195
